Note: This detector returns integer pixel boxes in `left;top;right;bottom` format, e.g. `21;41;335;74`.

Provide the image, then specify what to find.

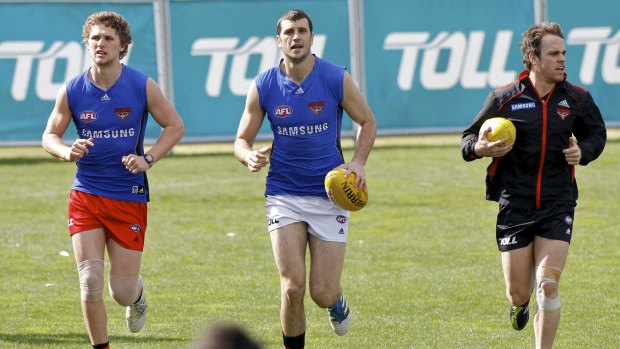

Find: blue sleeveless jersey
66;64;150;202
256;56;346;197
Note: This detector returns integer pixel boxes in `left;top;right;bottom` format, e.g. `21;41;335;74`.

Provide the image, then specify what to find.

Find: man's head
276;9;313;36
520;22;566;84
82;11;132;60
276;9;314;64
520;22;564;71
191;323;261;349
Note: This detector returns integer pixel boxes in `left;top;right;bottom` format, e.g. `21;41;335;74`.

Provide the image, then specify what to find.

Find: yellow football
480;117;516;146
324;168;368;211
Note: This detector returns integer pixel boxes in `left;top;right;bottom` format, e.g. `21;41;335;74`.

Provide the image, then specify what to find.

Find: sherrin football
324;168;368;211
480;117;516;146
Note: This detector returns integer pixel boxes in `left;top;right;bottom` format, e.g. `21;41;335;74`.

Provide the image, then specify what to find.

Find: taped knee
108;275;141;306
77;260;105;302
536;265;561;310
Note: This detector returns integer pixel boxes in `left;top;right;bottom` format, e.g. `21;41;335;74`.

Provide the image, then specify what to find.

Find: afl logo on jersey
80;111;97;123
274;105;293;118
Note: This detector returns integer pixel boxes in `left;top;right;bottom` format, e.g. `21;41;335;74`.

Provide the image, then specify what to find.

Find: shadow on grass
0;151;233;166
0;332;186;346
0;157;60;166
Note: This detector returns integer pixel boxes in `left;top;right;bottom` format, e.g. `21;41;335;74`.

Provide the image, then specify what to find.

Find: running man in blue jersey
42;11;184;349
234;9;376;349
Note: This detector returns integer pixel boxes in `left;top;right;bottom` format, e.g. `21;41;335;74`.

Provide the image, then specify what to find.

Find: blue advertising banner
0;0;617;144
168;0;351;140
549;0;620;126
0;2;157;142
364;0;534;132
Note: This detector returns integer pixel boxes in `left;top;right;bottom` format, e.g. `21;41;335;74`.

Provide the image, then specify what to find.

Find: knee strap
108;274;141;306
77;260;105;302
536;265;562;310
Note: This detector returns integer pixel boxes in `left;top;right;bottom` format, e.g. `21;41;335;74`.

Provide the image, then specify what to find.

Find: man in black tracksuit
461;23;606;349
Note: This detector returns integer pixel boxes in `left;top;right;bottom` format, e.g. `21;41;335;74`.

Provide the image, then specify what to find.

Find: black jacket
461;70;606;209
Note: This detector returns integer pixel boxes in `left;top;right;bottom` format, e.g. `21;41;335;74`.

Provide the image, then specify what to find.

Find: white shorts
265;195;350;243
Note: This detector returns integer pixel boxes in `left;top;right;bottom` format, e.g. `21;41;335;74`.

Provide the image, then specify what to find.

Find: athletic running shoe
509;301;529;331
126;276;147;333
327;293;351;336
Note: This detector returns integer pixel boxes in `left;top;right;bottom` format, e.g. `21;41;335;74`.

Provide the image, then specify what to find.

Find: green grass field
1;137;618;348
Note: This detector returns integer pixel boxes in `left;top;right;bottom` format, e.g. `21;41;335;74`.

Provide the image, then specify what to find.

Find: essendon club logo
79;111;97;123
557;108;570;120
274;105;292;118
557;100;570;120
308;101;325;116
115;108;131;121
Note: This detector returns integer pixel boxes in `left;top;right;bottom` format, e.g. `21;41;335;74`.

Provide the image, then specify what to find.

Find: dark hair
82;11;132;59
520;22;564;70
276;9;313;35
191;323;261;349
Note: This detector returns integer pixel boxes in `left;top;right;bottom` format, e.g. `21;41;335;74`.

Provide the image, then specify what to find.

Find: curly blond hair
82;11;132;59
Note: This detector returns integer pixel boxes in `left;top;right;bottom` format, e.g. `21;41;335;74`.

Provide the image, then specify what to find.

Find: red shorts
68;190;147;251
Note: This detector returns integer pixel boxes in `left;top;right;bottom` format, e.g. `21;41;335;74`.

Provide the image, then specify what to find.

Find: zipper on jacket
535;88;556;209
